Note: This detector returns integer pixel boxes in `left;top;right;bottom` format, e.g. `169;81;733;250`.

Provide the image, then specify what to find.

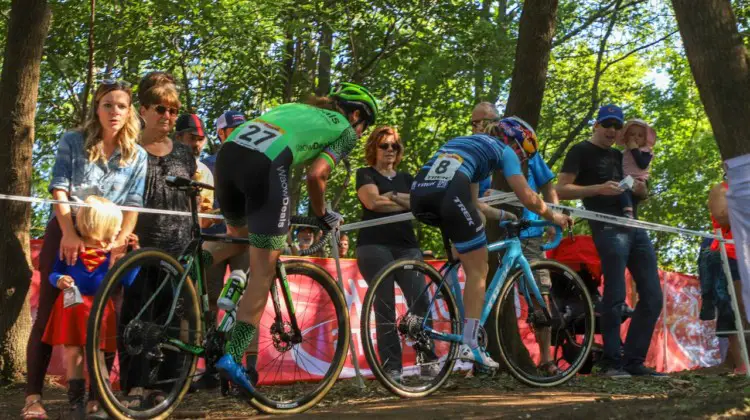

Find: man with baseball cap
556;104;665;379
175;113;213;187
203;111;247;174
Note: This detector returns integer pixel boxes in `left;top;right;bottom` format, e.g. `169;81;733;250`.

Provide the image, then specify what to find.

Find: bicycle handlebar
166;176;337;256
499;219;565;251
165;175;214;192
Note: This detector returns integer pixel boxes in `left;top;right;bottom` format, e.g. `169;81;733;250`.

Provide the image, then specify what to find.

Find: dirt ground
2;369;749;419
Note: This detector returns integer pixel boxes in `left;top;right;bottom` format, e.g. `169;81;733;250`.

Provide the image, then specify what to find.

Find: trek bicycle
360;219;595;397
86;176;350;418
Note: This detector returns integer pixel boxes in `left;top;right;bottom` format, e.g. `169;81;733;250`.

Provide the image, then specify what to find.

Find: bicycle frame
424;237;548;344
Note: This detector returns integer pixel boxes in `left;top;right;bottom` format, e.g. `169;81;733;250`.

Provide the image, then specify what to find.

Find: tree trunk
282;27;296;103
473;0;492;102
503;0;558;127
672;0;750;160
486;0;559;371
80;0;96;123
0;0;52;383
316;22;333;97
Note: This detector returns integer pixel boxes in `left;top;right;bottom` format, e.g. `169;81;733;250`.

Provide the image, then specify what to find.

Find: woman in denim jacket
22;81;146;419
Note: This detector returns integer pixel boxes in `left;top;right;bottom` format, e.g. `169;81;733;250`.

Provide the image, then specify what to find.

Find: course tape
0;191;730;242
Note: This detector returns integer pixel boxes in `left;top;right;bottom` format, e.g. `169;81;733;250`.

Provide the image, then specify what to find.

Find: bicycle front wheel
360;259;460;398
87;248;201;420
490;259;594;387
245;260;349;414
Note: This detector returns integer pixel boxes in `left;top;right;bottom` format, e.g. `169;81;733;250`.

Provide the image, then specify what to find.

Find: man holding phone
556;105;665;379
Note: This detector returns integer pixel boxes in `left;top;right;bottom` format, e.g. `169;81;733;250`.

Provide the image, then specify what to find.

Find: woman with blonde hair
22;81;147;419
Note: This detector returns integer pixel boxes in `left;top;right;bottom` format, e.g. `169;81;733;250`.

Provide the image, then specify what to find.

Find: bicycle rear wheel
490;260;594;387
87;248;201;420
360;259;460;398
244;260;349;414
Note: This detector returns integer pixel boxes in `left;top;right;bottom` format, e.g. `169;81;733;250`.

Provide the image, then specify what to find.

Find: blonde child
41;196;134;418
616;119;656;218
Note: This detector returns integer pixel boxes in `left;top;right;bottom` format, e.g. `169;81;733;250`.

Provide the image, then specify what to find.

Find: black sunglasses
378;142;401;152
154;105;179;116
599;119;623;130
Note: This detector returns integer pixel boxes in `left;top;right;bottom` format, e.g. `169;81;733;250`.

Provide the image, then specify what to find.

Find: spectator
22;80;146;420
41;197;134;418
699;181;749;374
174;113;215;228
338;233;350;258
120;72;197;406
291;226;326;257
203;110;246;176
615;119;657;218
355;125;437;378
471;102;560;374
557;104;664;378
200;110;250;306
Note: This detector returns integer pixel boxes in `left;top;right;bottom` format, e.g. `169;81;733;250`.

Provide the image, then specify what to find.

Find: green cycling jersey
225;103;358;169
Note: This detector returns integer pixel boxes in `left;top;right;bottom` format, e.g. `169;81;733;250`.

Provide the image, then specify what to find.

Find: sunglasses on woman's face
378;142;401;152
154;105;179;116
599;119;623;130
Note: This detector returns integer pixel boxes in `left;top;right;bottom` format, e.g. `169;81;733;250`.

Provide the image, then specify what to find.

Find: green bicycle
86;176;350;418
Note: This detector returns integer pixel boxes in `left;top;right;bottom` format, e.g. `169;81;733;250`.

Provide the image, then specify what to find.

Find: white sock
462;318;480;348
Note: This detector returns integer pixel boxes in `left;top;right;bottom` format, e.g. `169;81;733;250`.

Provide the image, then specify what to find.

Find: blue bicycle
360;219;595;397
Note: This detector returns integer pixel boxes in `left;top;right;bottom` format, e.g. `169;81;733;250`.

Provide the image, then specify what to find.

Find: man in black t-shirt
557;105;665;379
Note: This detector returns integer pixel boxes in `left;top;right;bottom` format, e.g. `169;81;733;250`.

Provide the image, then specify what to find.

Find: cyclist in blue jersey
410;116;573;368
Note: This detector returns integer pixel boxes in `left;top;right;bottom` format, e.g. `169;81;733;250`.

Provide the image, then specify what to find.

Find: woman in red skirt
42;196;136;418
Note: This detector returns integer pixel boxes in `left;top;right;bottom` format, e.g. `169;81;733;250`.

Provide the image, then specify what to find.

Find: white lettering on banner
344;277;363;318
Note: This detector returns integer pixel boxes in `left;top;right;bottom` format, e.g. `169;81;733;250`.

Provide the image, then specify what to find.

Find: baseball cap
596;104;624;124
216;111;246;130
175;114;206;136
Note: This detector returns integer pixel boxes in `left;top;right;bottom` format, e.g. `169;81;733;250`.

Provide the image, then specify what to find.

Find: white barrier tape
0;193;225;219
0;191;733;243
341;190;729;242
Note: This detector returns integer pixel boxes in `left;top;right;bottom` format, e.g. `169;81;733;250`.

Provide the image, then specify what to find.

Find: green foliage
21;0;733;273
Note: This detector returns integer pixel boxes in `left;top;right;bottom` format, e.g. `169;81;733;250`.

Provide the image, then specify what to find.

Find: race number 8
425;154;462;181
234;122;282;154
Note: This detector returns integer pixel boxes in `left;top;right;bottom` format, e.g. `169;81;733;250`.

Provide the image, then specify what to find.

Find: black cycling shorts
214;141;292;249
410;171;486;254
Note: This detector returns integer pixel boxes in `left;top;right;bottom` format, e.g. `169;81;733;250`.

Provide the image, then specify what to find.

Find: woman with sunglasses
117;72;197;408
22;81;146;419
354;126;440;381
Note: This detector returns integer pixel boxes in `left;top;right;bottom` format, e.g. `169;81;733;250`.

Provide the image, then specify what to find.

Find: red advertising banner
28;237;720;385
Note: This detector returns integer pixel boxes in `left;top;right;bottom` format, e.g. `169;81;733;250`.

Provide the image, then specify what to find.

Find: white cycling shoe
459;344;499;369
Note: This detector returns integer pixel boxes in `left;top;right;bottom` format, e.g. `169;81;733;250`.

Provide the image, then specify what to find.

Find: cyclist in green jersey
207;83;378;392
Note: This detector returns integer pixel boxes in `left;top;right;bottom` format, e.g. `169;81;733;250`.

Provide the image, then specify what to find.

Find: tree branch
601;30;679;72
547;0;622;167
81;0;96;124
553;0;646;47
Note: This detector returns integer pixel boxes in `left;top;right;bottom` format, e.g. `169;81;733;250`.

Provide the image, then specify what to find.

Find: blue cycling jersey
422;134;523;183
